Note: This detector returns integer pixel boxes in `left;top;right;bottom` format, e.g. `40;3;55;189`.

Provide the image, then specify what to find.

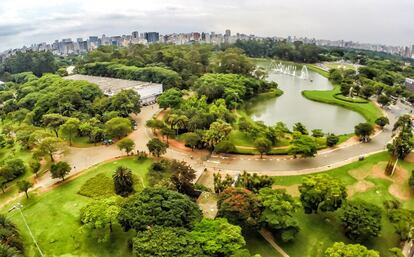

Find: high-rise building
132;31;139;39
144;32;160;43
225;29;231;37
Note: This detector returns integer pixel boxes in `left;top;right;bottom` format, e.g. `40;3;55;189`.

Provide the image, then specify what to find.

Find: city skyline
0;0;413;52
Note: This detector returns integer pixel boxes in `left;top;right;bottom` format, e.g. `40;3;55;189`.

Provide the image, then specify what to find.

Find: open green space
2;157;152;257
302;86;382;124
244;232;283;257
272;152;414;257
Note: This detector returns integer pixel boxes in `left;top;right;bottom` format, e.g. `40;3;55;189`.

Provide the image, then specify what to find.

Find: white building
63;74;163;105
406;78;414;91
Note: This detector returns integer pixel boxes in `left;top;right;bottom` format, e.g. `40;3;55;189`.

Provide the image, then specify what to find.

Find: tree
340;200;382;242
375;116;390;129
254;137;272;158
214;173;235;194
60;118;80;146
117;138;135;155
157;88;183;109
105;117;132;139
354;123;374;142
293;122;308;135
215;140;236;154
0;214;24;253
190;218;246;257
0;176;7;193
182;132;201;150
387;207;414;241
236;171;273;193
325;242;379;257
146;119;164;134
28;159;41;177
50;161;71;181
118;187;202;231
378;94;391;107
109;89;141;117
169;160;197;196
80;197;121;242
203;120;232;151
299;174;347;214
290;135;318;157
409;171;414;189
112;166;134;197
258;188;301;242
160;127;175;143
42;113;67;137
35;137;65;162
387;248;404;257
326;134;339;147
217;187;262;229
132;226;204;257
146;138;168;157
17;180;33;199
311;129;324;138
0;159;26;182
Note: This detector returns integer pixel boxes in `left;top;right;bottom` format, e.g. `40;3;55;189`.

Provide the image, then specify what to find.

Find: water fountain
299;65;309;80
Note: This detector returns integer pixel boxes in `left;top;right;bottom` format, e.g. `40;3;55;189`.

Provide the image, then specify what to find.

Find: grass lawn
302;86;383;124
272;152;414;257
2;157;153;257
245;231;283;257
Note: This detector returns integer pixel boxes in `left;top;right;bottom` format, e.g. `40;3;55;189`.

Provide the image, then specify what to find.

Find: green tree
340;200;382;242
299;174;347;214
146;119;164;134
236;171;273;193
17;180;33;199
355;123;374;142
80;197;121;242
28;159;41;177
375;116;390;129
213;173;235;194
109;89;141;117
311;129;324;138
35;137;65;162
105;117;132;139
325;242;379;257
378;94;391;107
60;118;80;146
0;159;26;182
190;218;246;257
409;171;414;189
258;188;301;242
118;187;202;231
326;134;339;147
146;138;168;157
387;207;414;241
217;187;262;229
254;137;272;158
169;160;197;196
112;166;134;197
203;120;232;151
290;135;318;157
157;88;183;109
0;214;24;253
50;161;71;181
132;226;205;257
42;113;67;137
0;176;7;193
160;127;175;143
293;122;308;135
182;132;201;150
117;138;135;155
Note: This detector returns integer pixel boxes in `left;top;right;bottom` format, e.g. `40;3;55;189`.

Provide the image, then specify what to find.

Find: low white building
63;74;163;105
406;78;414;92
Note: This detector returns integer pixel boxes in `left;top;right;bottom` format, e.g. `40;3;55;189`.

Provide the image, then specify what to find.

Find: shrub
78;174;115;198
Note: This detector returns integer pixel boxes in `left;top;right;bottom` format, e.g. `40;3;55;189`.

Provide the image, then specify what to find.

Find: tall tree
50;161;71;181
105;117;132;139
325;242;379;257
42;113;67;137
116;138;135;155
35;137;65;162
146;138;168;157
60;118;80;146
109;89;141;117
299;174;347;214
17;180;33;199
254;137;272;158
112;166;134;197
354;123;374;142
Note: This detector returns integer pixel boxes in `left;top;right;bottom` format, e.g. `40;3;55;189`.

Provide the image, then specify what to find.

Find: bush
78;174;115;198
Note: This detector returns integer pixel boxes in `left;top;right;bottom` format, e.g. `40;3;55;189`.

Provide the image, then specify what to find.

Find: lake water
245;63;365;134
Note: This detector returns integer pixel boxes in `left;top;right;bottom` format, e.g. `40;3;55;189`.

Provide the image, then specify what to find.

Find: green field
302;86;383;124
2;157;153;257
273;152;414;257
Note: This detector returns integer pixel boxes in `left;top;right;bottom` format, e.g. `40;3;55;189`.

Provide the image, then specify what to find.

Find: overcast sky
0;0;413;51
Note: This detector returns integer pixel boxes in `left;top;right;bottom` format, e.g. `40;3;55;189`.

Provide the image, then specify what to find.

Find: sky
0;0;413;51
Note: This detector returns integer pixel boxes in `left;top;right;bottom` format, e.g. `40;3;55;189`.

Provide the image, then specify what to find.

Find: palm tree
0;214;24;252
174;115;189;135
165;114;178;129
112;166;134;197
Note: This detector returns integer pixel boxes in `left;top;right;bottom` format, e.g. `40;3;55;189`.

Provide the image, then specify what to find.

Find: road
33;100;413;189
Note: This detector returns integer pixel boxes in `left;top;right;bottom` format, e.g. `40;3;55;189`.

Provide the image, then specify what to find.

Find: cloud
0;0;413;51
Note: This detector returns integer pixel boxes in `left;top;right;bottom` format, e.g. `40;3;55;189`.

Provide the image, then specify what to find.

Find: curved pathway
33;100;412;190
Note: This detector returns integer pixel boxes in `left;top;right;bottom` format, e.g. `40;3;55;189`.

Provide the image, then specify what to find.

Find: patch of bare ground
347;181;375;197
372;163;413;201
348;167;372;181
273;184;300;197
404;153;414;163
197;192;218;219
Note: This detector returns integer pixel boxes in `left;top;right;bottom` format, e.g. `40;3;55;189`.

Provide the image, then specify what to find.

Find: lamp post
9;203;44;257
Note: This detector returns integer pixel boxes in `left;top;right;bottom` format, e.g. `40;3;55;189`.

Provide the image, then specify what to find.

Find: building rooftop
63;74;162;96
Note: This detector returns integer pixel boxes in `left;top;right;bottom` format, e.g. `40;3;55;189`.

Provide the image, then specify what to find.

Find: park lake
245;61;365;134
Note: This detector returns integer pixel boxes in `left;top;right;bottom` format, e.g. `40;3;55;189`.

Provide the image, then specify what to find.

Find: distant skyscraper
132;31;139;39
225;29;231;37
144;32;160;43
